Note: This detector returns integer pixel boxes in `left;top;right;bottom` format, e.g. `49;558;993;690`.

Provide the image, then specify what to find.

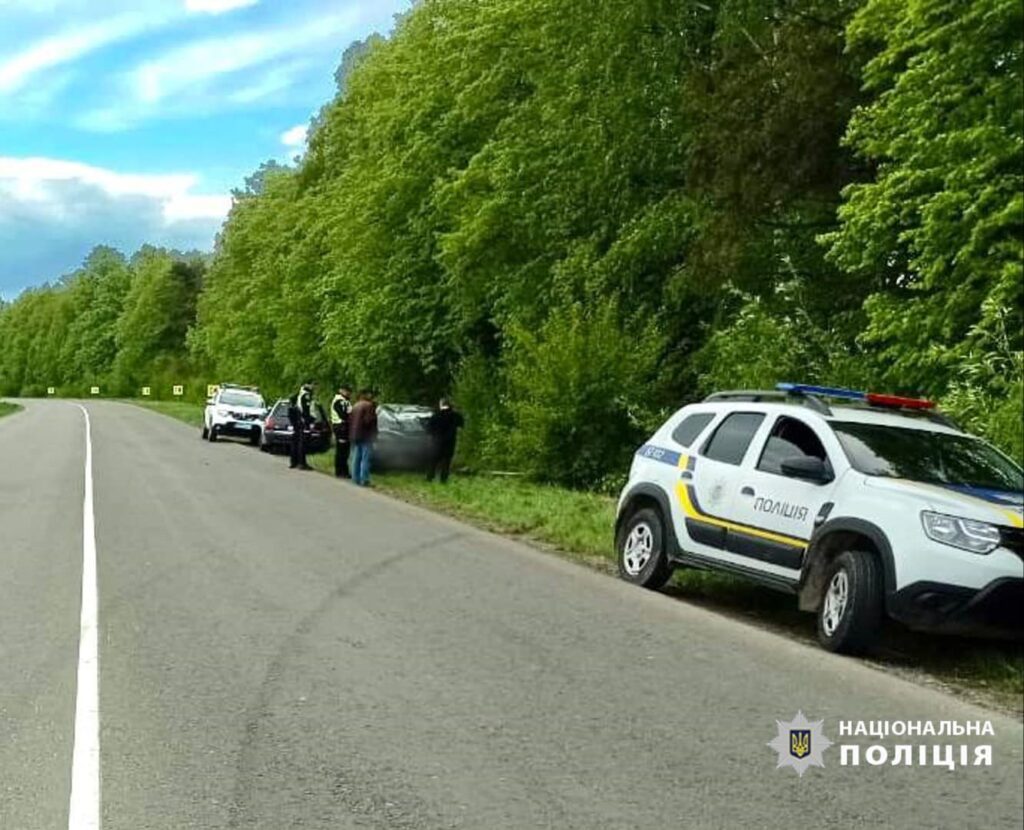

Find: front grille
999;526;1024;560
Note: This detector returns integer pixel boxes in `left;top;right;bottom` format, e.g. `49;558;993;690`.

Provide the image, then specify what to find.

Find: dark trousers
289;418;307;468
333;426;350;477
427;446;455;483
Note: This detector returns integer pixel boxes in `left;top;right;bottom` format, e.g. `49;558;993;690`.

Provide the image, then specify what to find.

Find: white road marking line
69;404;100;830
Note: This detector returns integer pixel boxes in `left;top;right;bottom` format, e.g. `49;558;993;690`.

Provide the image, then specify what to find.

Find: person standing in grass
426;397;464;484
348;389;378;486
330;385;353;478
289;379;316;471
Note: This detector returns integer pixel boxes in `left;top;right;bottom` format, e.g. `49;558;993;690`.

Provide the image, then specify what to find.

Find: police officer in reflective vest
330;385;353;478
289;380;315;470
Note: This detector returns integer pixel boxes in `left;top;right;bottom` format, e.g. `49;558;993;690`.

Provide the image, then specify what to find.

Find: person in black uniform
330;385;353;478
289;380;316;470
426;397;464;484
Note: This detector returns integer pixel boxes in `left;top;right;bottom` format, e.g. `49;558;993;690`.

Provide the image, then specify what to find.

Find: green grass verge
311;458;615;558
0;400;23;419
131;398;1024;715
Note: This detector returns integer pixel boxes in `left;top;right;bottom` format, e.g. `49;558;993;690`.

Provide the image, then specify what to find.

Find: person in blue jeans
347;389;378;486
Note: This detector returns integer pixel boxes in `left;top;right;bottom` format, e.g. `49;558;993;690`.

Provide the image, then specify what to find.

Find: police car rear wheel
617;508;672;590
816;550;883;654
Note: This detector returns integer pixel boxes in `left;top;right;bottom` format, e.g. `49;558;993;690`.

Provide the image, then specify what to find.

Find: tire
249;429;260;447
208;425;218;443
201;424;209;440
617;507;673;590
816;550;883;654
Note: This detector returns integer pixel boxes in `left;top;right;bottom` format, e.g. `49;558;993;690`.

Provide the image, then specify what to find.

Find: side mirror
780;456;833;484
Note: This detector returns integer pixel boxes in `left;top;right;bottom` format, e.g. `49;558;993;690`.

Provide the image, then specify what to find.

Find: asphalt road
1;399;1022;829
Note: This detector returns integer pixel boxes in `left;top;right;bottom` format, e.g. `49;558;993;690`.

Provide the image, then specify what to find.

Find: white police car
615;384;1024;653
202;384;267;445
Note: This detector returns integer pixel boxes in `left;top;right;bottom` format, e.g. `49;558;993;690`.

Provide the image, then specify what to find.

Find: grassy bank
131;399;1023;715
0;400;22;419
310;457;614;559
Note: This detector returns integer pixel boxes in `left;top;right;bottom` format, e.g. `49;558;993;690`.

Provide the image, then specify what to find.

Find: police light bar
775;383;865;401
864;392;936;410
776;383;936;410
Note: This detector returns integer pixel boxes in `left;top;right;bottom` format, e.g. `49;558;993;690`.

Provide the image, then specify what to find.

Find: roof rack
219;382;260;392
704;383;962;430
702;389;832;415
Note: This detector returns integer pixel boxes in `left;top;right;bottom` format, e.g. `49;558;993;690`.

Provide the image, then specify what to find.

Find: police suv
615;384;1024;653
202;384;268;445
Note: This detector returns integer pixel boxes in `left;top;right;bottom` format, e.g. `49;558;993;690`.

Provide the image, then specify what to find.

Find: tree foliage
0;247;204;398
2;0;1021;478
825;0;1024;457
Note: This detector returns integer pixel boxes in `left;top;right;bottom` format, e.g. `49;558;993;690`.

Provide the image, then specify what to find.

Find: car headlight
921;511;1001;554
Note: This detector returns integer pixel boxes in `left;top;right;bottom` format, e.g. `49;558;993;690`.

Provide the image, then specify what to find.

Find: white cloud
281;124;308;148
0;157;231;222
78;58;314;131
134;10;360;105
0;156;230;292
72;7;363;130
0;12;166;94
185;0;258;13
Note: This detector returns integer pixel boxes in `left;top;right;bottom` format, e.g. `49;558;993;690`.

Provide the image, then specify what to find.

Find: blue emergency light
776;383;866;401
777;383;935;410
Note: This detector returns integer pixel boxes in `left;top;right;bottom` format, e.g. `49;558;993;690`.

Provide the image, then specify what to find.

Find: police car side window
757;416;829;475
671;413;715;447
702;413;765;465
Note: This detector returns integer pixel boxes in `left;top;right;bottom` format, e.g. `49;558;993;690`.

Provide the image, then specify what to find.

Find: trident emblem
790;729;811;759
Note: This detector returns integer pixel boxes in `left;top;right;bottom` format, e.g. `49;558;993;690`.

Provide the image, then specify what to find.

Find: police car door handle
741;486;755;497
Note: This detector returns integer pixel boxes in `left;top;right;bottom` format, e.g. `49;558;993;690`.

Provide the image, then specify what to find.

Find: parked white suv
615;383;1024;653
202;384;267;445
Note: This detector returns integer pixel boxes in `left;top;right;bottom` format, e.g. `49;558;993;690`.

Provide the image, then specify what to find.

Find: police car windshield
220;391;263;408
831;422;1023;493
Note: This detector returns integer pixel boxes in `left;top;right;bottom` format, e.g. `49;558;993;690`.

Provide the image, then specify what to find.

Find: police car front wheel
816;550;883;654
617;508;672;590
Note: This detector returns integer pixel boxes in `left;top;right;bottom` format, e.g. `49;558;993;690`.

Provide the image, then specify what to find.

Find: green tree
114;247;203;391
826;0;1023;394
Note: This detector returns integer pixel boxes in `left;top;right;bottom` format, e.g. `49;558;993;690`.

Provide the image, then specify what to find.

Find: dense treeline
2;0;1021;485
0;247;205;400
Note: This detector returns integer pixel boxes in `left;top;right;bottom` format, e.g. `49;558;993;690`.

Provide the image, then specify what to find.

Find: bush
450;353;513;471
503;299;663;488
942;349;1024;463
695;284;866;395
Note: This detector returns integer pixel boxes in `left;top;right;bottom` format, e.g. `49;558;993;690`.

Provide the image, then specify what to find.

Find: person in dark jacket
330;385;353;478
348;389;378;486
426;397;464;484
289;380;316;470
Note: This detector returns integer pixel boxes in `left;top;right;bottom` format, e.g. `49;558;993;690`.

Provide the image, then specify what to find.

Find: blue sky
0;0;410;299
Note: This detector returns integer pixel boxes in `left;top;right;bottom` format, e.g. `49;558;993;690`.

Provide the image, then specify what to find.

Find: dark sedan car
374;404;435;470
259;398;332;454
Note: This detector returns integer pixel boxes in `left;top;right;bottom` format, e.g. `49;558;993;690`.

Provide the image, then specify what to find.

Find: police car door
727;414;839;578
681;411;767;557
